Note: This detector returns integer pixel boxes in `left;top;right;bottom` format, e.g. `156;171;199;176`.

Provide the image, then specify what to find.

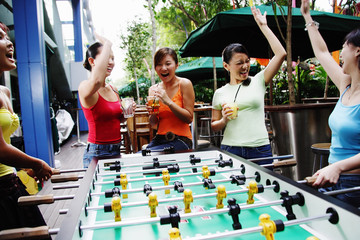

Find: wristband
304;21;319;31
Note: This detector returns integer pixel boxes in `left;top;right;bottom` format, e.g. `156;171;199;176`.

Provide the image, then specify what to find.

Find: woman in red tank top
78;34;135;168
145;48;195;152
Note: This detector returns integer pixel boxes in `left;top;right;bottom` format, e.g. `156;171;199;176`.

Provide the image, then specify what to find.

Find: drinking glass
122;97;135;118
147;96;160;114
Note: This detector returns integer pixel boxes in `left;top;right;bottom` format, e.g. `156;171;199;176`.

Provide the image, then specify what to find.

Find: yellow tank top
0;108;19;177
157;84;192;139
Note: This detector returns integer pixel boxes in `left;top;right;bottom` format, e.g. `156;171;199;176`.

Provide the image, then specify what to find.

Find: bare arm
252;7;286;85
301;0;349;92
211;104;235;132
312;153;360;187
78;35;113;108
155;78;195;124
0;127;52;182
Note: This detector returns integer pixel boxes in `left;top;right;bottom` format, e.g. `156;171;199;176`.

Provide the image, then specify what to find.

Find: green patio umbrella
176;57;260;81
179;3;360;60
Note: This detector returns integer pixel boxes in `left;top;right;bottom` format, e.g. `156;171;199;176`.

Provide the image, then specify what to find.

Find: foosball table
4;149;360;239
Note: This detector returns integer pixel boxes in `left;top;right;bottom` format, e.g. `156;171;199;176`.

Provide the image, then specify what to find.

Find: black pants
0;173;48;233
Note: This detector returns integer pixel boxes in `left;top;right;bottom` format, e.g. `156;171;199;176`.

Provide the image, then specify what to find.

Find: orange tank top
157;84;192;139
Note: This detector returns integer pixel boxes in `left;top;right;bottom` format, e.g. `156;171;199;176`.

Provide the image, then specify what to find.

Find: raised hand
251;6;267;26
301;0;311;16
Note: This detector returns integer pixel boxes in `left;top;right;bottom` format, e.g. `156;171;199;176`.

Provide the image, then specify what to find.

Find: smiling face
0;27;16;73
223;52;250;83
155;54;178;83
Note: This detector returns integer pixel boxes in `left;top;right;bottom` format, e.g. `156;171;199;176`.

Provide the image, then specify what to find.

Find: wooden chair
127;111;154;152
120;122;132;154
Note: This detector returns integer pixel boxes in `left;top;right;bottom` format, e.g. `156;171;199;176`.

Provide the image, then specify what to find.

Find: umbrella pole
212;57;217;91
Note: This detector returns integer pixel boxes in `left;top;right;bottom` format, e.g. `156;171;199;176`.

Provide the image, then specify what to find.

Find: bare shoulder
178;77;193;88
78;80;89;92
0;85;11;98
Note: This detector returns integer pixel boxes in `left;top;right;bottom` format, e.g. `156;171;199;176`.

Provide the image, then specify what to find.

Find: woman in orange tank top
146;48;195;151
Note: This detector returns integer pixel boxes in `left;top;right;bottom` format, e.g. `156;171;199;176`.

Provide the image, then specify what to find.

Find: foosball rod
100;155;222;170
99;158;296;184
22;172;260;206
52;168;86;174
248;154;293;163
0;209;333;240
52;165;240;187
96;167;242;185
77;194;307;231
99;154;293;171
54;169;257;191
65;183;278;213
97;162;229;177
185;211;335;240
98;157;296;178
17;194;74;206
92;178;233;196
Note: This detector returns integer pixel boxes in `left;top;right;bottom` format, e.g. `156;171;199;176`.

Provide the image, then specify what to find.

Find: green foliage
193;78;226;103
271;63;339;105
119;19;151;78
118;76;154;104
271;66;290;105
153;0;232;48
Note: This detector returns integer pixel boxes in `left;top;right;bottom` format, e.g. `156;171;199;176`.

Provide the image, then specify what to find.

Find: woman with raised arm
79;34;135;168
0;22;52;231
211;7;286;166
301;0;360;207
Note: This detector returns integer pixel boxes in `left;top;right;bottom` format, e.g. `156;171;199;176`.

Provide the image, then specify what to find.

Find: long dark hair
344;28;360;70
83;42;103;71
222;43;251;85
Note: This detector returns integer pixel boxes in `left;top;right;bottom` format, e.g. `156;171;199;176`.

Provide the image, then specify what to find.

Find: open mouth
5;51;15;63
161;73;169;77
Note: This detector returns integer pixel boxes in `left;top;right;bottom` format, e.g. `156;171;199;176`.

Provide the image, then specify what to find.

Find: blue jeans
83;143;121;168
220;144;273;165
319;174;360;208
146;135;192;152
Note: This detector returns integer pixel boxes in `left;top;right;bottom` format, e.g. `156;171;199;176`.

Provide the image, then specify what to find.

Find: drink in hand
147;96;160;114
225;102;238;120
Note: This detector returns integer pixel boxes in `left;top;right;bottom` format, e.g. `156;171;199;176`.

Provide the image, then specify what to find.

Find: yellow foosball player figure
216;185;227;209
120;173;128;199
148;192;158;217
162;169;171;194
259;213;276;240
111;194;122;221
168;227;182;240
306;237;320;240
247;180;258;204
202;165;210;179
183;189;193;213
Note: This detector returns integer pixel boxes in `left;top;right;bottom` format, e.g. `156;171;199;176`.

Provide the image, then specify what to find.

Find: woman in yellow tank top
0;22;52;231
146;48;195;151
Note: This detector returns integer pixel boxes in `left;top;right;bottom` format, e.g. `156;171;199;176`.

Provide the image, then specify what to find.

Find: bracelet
304;21;319;31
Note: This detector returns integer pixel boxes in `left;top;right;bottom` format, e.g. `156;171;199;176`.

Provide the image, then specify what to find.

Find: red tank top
157;83;192;139
81;91;123;144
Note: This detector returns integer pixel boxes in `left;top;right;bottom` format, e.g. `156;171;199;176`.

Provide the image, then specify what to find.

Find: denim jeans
83;143;121;168
220;144;273;165
146;135;192;152
319;174;360;208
